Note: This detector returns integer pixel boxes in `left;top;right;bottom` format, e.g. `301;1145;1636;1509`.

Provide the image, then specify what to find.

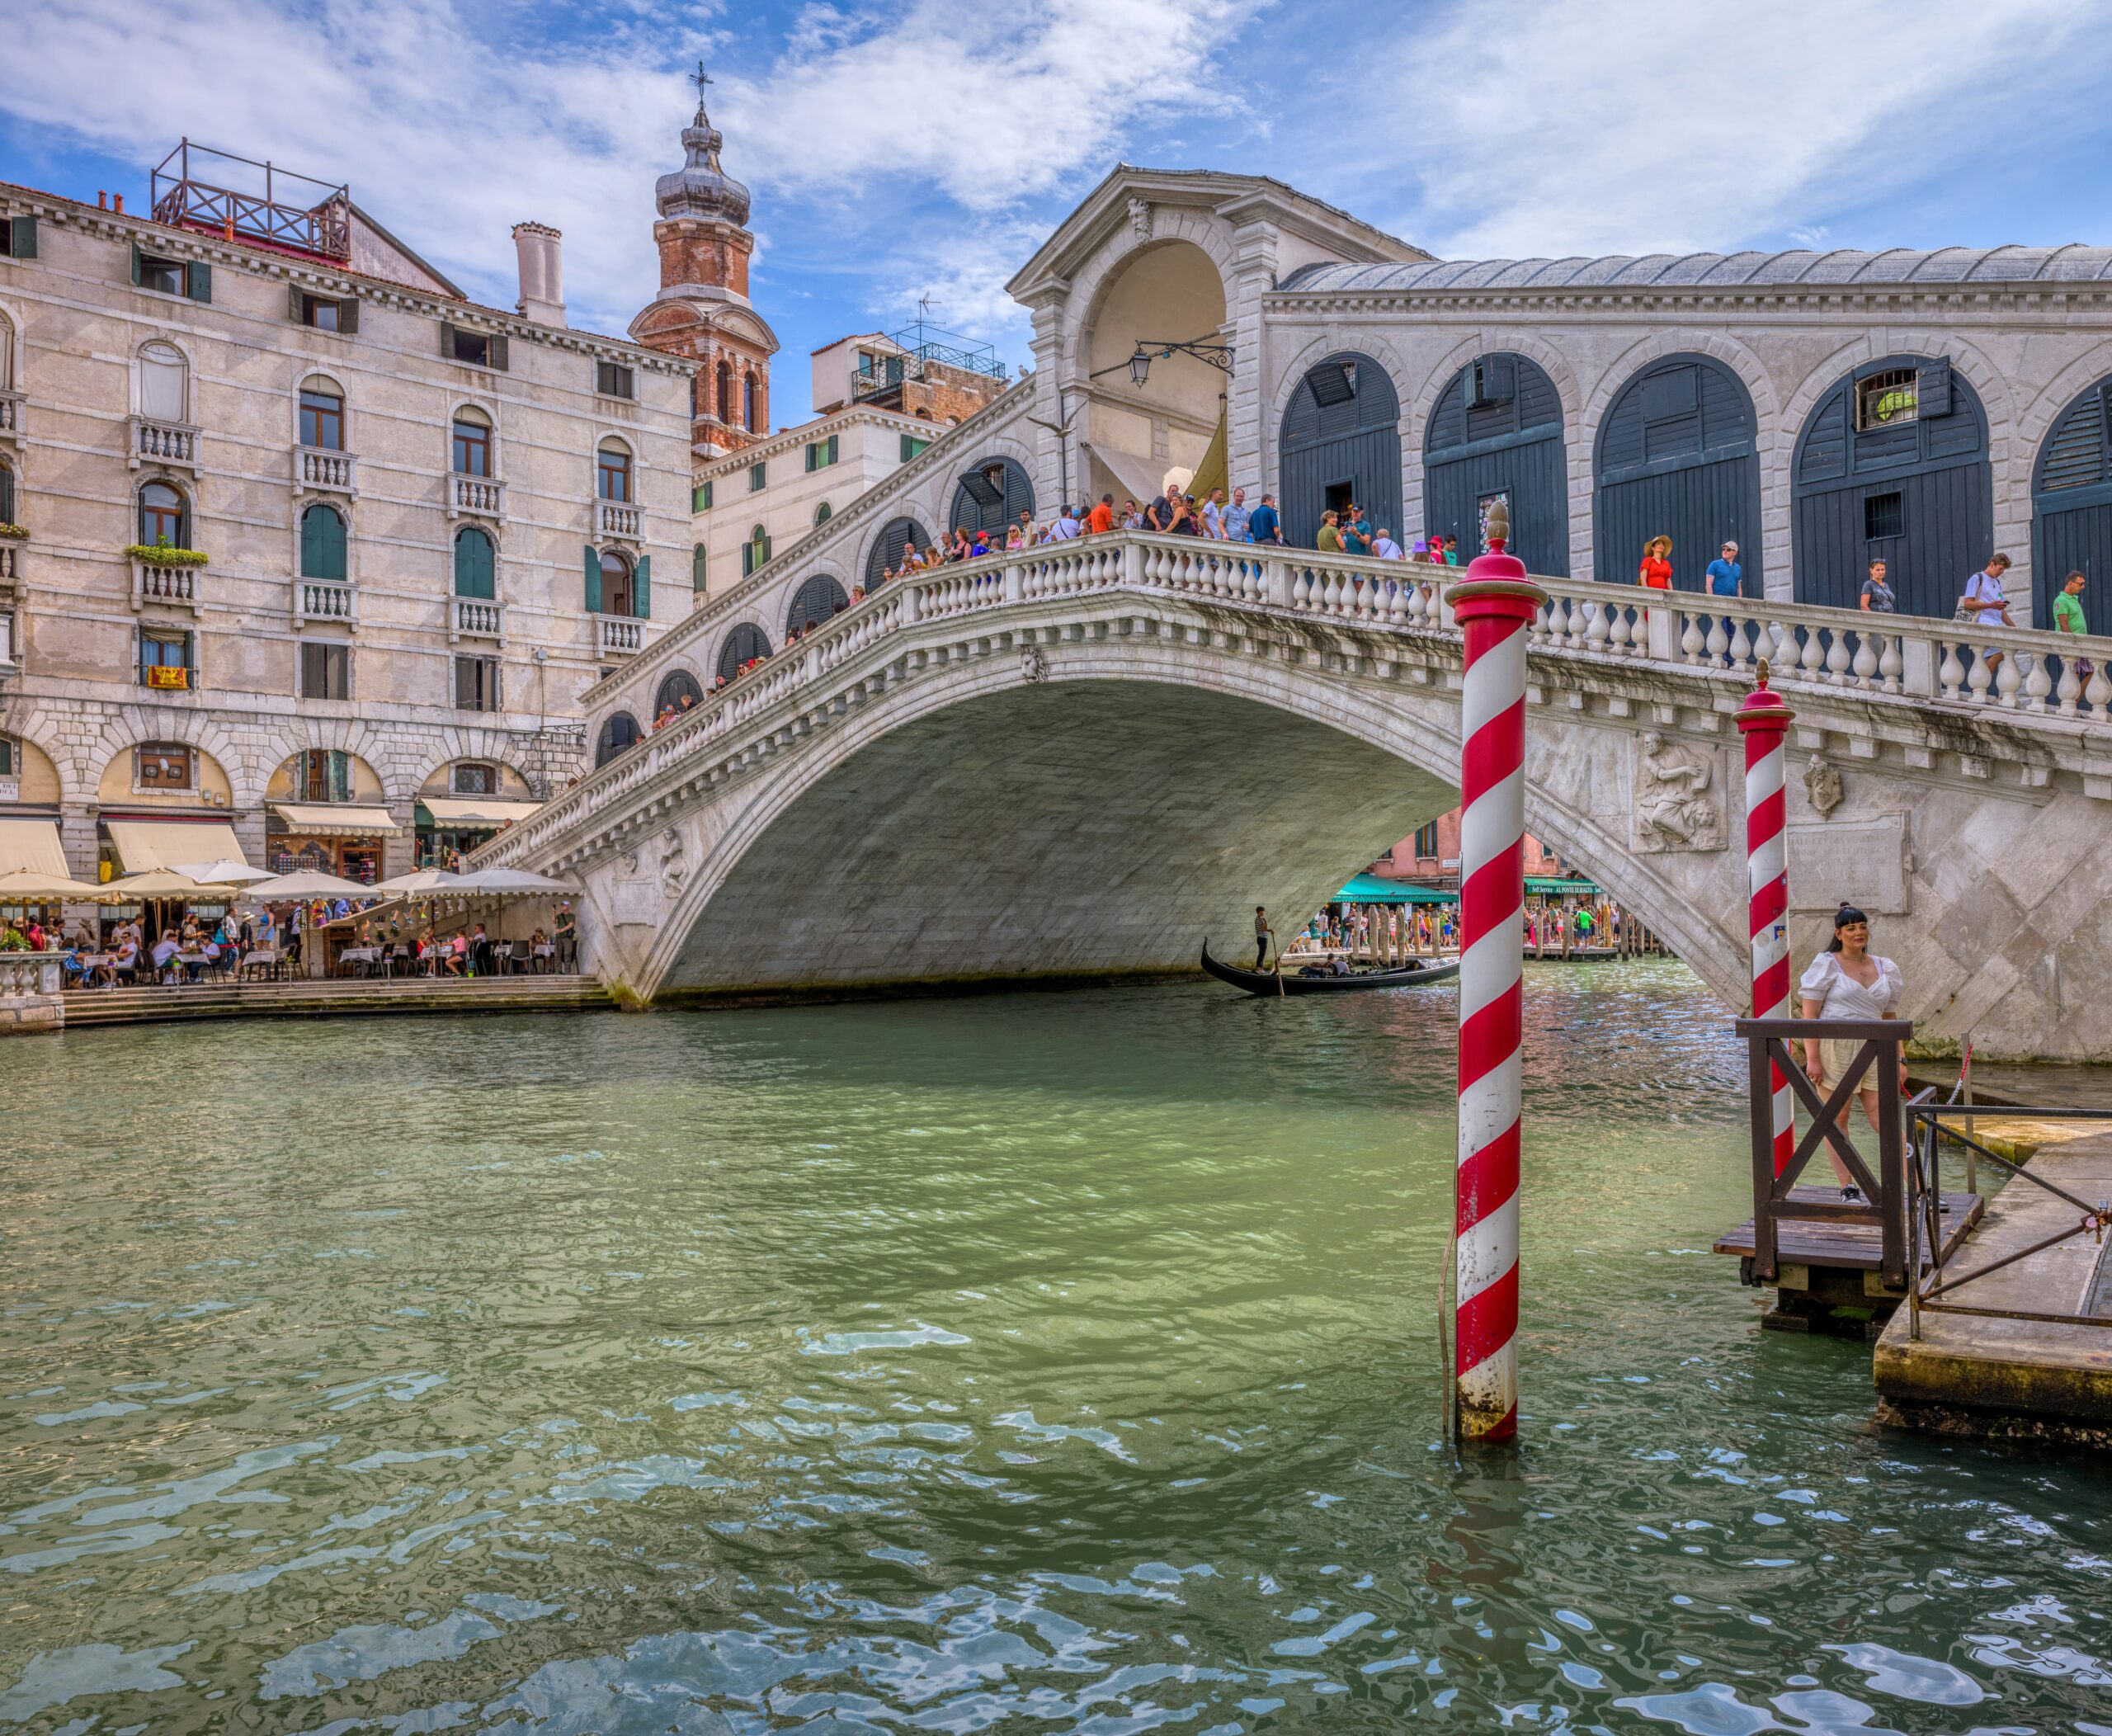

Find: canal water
2;962;2107;1733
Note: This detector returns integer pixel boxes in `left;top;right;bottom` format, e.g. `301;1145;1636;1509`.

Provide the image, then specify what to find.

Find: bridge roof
1278;244;2112;295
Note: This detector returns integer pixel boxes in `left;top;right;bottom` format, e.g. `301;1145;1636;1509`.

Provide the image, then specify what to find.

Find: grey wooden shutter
634;554;651;619
582;545;601;612
289;284;307;322
185;261;212;303
691;544;706;592
488;333;509;371
1918;356;1952;418
130;241;143;285
337;297;359;335
439;320;456;360
7;215;35;258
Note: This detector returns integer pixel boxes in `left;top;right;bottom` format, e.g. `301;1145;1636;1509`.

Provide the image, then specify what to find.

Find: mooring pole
1446;504;1546;1444
1735;659;1796;1175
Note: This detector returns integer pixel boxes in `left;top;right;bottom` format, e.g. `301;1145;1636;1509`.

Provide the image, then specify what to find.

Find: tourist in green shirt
2054;569;2089;636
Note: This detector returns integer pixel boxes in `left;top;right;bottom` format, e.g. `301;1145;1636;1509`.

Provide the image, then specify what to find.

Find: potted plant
0;523;26;542
123;534;210;568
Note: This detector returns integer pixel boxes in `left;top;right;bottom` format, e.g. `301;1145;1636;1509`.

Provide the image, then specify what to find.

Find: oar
1271;927;1285;997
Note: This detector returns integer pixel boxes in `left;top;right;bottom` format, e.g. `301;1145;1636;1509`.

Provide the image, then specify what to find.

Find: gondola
1200;941;1460;996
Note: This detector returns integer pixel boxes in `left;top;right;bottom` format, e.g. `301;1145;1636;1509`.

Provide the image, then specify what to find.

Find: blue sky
7;0;2112;426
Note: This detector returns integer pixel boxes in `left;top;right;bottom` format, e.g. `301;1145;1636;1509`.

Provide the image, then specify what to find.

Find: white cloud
1376;0;2106;258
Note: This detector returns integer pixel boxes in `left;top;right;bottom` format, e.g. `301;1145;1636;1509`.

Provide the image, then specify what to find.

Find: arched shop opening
950;457;1034;536
1594;354;1761;590
717;623;773;683
1423;351;1568;573
414;760;540;867
1080;238;1227;517
1279;351;1401;551
265;748;397;882
655;668;706;715
1792;354;1990;616
2033;374;2112;627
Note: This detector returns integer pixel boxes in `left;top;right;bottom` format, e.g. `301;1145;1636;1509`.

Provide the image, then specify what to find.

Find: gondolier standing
1254;907;1272;969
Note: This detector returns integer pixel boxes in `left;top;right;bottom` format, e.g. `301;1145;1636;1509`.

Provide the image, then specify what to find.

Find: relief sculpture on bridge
1803;753;1845;818
1632;731;1724;853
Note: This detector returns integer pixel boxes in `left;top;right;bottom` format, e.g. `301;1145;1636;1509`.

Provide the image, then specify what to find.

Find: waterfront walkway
60;973;612;1028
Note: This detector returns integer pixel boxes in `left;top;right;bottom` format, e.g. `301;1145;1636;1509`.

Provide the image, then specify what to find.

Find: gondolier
1200;942;1459;996
1254;906;1271;969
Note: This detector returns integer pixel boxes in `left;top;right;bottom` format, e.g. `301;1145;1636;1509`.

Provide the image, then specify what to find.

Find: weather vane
692;60;713;102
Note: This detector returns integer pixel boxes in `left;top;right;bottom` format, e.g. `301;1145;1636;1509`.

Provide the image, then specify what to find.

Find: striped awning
0;817;68;878
104;818;245;873
271;803;403;838
417;797;540;826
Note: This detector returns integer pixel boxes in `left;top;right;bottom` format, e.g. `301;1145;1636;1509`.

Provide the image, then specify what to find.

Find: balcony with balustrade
295;578;356;627
449;475;506;521
132;557;200;613
296;446;358;497
450;597;506;644
0;388;23;447
596;615;644;658
130;416;201;474
597;500;642;541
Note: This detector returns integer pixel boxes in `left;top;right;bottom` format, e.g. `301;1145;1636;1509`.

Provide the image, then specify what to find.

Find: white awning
1082;441;1167;507
105;818;246;873
0;817;69;878
419;797;541;826
271;803;403;838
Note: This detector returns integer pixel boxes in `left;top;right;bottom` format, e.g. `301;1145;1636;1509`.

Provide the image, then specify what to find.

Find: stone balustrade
0;387;21;439
451;475;506;519
0;543;18;586
596;615;644;658
451;597;505;642
296;445;358;495
129;415;200;471
598;501;642;540
0;950;64;1035
295;578;356;625
132;558;200;611
0;609;14;671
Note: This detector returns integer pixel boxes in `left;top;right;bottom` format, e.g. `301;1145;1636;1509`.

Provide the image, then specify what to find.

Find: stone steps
59;973;614;1027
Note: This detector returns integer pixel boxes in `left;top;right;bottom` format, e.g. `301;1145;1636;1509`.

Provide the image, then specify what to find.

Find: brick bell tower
629;66;778;458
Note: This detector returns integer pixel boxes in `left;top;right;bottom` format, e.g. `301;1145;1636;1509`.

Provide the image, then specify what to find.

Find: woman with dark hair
1796;903;1907;1192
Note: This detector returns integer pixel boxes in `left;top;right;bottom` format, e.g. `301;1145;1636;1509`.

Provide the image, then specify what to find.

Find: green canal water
2;962;2108;1733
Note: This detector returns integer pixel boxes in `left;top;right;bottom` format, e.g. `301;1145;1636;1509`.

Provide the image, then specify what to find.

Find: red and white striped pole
1447;504;1546;1443
1736;659;1796;1175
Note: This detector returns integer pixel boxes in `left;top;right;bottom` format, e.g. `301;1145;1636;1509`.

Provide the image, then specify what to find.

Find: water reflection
0;962;2106;1730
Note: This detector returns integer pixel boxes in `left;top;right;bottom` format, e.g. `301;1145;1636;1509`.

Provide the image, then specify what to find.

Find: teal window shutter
741;541;752;578
454;526;495;598
130;240;143;285
827;433;838;465
582;544;602;612
299;504;346;579
8;215;35;259
634;554;651;619
691;543;706;592
329;749;351;803
185;260;212;304
0;463;13;523
805;443;816;473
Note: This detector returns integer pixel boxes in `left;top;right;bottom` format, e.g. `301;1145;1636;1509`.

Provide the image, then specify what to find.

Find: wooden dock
60;973;614;1028
1715;1184;1983;1334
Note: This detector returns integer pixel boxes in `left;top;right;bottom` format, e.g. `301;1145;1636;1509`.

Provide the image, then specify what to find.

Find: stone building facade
0;158;693;886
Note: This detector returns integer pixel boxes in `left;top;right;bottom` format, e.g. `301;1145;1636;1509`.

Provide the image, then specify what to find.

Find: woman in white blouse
1797;904;1907;1190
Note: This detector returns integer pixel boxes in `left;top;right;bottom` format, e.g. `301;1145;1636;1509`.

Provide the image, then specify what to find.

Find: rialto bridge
483;167;2112;1059
485;529;2112;1059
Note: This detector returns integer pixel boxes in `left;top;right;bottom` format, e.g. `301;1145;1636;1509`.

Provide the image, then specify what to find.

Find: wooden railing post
1876;1033;1907;1289
1747;1027;1780;1282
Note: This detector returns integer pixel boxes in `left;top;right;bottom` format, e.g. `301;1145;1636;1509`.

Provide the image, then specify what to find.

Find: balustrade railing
295;579;355;625
132;559;199;610
596;615;644;657
0;545;18;586
130;416;200;469
598;501;641;540
0;951;64;1000
451;476;505;519
452;597;504;641
493;531;2112;866
297;446;357;493
0;388;22;438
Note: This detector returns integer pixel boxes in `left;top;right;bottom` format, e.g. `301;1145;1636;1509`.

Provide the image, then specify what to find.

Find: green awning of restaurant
1334;874;1455;905
1525;876;1600;895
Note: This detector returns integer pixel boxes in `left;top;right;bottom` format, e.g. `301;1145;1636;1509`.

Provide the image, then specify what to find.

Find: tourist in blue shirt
1704;540;1743;597
1247;493;1283;545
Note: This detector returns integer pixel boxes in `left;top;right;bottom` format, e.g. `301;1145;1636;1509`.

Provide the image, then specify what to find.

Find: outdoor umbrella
447;866;578;895
112;869;219;897
0;869;121;902
243;869;375;899
373;867;468;894
169;858;276;886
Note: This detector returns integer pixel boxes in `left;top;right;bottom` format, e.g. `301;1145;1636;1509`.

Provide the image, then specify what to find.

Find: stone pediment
628;298;780;353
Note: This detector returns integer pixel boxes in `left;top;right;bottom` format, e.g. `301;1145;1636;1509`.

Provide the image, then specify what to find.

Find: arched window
451;408;492;476
454;526;496;599
299;379;344;451
1595;354;1761;591
2033;375;2112;626
598;548;634;617
786;574;850;635
865;517;931;590
813;500;832;526
716;622;772;682
138;480;188;548
1278;352;1401;550
595;712;640;767
716;359;733;423
691;542;707;595
139;341;188;422
299;502;347;580
654;669;704;715
741;522;772;578
949;456;1034;535
596;440;632;503
742;371;757;432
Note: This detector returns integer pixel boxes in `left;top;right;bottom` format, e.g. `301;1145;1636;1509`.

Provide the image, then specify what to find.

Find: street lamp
1092;337;1236;388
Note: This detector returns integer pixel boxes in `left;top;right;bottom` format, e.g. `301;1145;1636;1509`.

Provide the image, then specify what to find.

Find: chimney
512;221;565;328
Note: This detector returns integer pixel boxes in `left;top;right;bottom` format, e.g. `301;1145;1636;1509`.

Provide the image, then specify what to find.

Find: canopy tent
417;797;540;827
373;866;468;895
0;868;120;903
244;868;375;899
102;818;246;875
1186;405;1229;504
0;817;70;879
168;858;276;886
1525;876;1601;896
271;803;403;837
1334;874;1455;906
1081;441;1167;510
112;869;220;897
447;866;577;896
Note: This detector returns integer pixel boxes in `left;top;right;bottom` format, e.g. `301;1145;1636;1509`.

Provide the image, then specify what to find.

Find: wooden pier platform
1873;1133;2112;1445
60;973;614;1029
1715;1184;1984;1334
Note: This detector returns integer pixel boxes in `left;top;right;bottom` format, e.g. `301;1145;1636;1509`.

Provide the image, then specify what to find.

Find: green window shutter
9;215;36;259
454;528;494;598
185;261;212;303
827;433;838;465
439;320;456;360
0;464;13;523
488;333;509;371
299;505;346;579
329;749;351;803
634;554;651;620
691;543;706;592
804;443;816;473
691;483;708;512
740;542;752;579
338;297;359;336
761;534;772;565
582;544;601;613
703;480;713;509
130;240;142;285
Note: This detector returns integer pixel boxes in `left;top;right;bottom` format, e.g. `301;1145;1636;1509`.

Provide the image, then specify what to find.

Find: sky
6;0;2112;426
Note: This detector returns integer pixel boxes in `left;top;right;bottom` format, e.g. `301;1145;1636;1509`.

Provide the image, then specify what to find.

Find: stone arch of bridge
610;644;1745;1009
